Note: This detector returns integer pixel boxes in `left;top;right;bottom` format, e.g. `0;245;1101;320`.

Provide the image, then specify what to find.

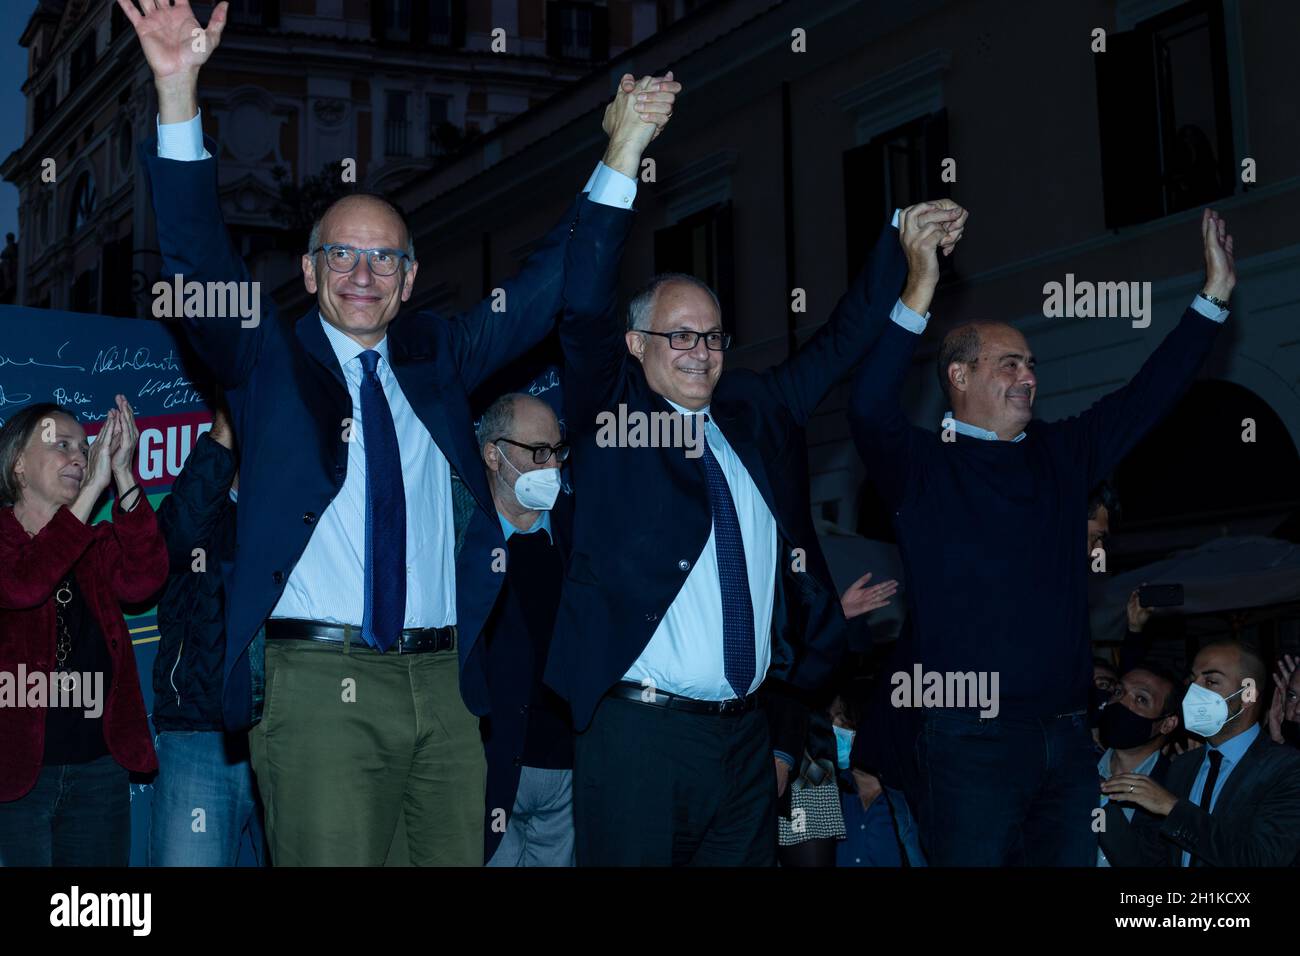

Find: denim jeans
0;755;130;866
487;767;575;867
917;708;1097;866
148;730;266;867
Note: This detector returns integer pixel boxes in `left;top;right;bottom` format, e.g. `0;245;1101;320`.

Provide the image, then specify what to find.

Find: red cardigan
0;499;167;801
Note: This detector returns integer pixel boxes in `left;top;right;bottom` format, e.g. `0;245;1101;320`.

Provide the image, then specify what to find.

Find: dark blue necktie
701;431;756;698
358;349;405;652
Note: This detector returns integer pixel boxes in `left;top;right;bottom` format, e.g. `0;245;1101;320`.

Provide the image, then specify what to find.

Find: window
117;119;133;171
546;2;610;61
110;3;130;41
652;202;735;337
70;266;99;314
373;0;412;42
1095;0;1234;229
101;236;136;318
69;33;96;89
427;96;454;155
228;0;280;28
68;172;96;235
385;91;410;157
33;83;57;131
842;110;949;279
427;0;452;45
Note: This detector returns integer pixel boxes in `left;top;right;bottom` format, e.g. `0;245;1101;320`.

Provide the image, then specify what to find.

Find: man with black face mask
1102;639;1300;866
1095;667;1182;866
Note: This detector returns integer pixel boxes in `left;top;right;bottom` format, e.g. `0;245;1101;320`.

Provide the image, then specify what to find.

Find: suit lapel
1207;734;1266;817
294;307;348;391
388;321;495;518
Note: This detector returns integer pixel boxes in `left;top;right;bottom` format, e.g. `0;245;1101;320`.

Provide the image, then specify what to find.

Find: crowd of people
1;0;1298;868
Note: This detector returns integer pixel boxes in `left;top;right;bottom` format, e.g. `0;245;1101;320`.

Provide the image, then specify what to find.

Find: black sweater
849;306;1222;718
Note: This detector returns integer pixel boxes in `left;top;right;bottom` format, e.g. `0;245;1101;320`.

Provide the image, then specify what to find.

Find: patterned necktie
701;430;756;699
358;349;406;652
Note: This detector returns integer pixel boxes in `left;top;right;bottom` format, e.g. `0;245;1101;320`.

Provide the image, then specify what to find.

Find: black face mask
1282;720;1300;749
1098;701;1160;751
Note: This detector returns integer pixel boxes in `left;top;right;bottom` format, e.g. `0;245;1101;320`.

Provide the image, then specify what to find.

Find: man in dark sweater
474;392;575;866
849;207;1236;865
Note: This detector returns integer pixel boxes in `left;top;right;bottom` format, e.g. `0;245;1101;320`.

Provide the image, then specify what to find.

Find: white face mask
1182;680;1246;739
496;444;560;512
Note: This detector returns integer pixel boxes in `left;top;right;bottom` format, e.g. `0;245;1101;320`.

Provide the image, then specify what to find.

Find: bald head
300;192;419;349
309;194;414;261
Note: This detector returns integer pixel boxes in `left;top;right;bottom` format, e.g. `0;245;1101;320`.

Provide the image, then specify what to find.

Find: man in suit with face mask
1102;640;1300;866
466;394;576;866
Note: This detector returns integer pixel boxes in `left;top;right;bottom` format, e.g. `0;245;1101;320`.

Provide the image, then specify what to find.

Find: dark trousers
0;755;130;866
916;709;1097;866
573;694;776;866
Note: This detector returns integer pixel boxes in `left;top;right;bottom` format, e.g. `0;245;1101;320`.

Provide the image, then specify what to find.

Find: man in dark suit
545;192;957;864
460;393;576;866
1103;640;1300;866
1096;665;1182;867
123;0;677;864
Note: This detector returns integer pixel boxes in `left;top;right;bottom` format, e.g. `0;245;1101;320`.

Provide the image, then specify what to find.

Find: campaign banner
0;305;224;864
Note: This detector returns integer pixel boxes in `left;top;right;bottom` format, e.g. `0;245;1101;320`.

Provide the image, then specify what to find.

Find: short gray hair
936;323;984;404
476;393;531;449
627;273;721;331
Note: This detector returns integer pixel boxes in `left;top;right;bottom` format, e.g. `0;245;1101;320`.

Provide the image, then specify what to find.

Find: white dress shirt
622;401;778;700
157;111;636;628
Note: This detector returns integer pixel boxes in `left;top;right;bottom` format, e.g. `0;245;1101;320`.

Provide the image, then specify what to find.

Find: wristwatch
1199;291;1230;309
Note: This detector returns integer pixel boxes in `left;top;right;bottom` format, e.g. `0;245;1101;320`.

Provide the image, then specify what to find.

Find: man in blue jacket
122;0;677;865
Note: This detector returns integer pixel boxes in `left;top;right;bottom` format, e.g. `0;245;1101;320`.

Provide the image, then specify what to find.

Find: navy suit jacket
471;492;574;861
1106;732;1300;866
544;219;909;734
140;135;631;730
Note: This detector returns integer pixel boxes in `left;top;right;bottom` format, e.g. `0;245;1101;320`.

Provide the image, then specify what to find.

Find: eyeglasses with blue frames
311;243;411;277
637;329;733;351
494;437;570;465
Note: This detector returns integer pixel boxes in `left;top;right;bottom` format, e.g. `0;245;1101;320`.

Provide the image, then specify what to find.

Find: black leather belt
607;681;760;716
265;619;456;654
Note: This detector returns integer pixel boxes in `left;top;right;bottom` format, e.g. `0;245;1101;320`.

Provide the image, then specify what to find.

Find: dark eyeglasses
494;438;570;464
638;329;733;351
311;244;411;277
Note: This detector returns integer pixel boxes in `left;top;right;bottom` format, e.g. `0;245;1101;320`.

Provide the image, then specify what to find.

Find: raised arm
1066;209;1235;486
124;0;271;390
848;202;965;508
453;74;678;395
763;217;912;426
554;76;675;425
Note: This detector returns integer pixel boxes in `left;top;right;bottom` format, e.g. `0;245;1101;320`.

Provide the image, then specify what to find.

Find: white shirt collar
942;411;1026;443
319;314;390;372
663;396;710;418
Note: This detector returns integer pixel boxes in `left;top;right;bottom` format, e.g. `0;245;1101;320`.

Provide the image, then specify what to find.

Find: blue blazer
140;136;632;730
544;219;909;733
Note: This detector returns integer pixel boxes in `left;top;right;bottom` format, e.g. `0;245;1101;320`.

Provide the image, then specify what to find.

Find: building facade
2;0;666;314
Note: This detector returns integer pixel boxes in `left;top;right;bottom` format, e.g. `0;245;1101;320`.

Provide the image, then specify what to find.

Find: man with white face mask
471;394;575;865
1102;640;1300;866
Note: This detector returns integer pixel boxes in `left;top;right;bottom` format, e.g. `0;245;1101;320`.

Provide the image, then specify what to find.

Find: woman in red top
0;395;167;866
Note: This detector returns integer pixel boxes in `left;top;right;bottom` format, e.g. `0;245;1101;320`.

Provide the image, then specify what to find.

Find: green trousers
248;635;486;866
